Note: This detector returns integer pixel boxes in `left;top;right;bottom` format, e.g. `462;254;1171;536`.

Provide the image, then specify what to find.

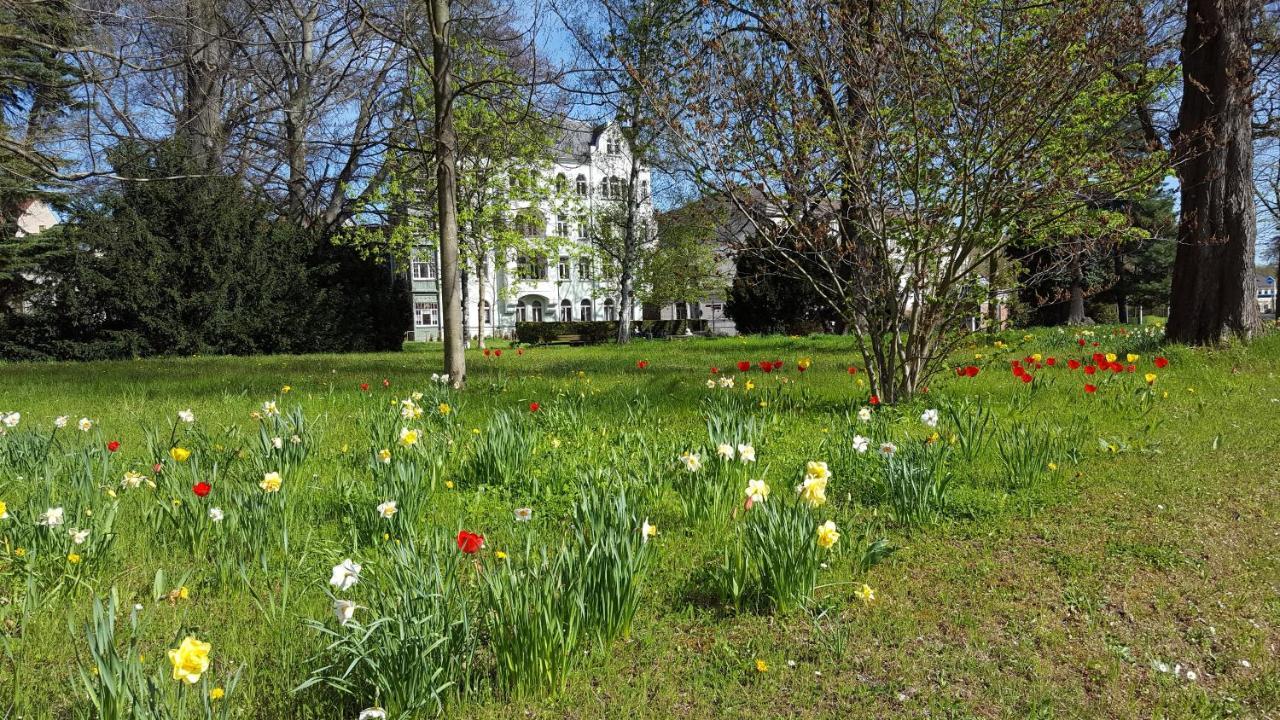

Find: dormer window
606;134;621;154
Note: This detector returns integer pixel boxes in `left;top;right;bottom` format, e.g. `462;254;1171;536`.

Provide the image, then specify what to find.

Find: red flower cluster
193;481;212;497
107;440;121;452
456;530;484;554
1084;384;1097;394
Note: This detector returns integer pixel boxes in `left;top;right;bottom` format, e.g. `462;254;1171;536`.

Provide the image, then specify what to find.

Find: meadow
1;328;1278;719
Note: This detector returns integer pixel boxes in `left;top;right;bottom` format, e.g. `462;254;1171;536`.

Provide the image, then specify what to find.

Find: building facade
408;121;651;342
1259;274;1277;316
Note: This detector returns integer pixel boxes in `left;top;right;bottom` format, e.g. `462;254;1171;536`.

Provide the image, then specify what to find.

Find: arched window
559;299;573;322
516;300;526;323
603;298;616;321
530;300;544;322
575;174;587;196
606;176;623;200
555;173;567;193
580;298;592;321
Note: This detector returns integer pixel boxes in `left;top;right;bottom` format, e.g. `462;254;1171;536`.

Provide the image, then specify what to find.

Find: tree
640;199;730;314
662;0;1163;402
1165;0;1263;343
554;0;698;343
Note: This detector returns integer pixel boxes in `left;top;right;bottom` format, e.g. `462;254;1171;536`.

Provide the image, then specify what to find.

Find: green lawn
1;330;1278;718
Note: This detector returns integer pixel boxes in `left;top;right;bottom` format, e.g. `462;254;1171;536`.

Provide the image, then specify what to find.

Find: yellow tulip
1105;352;1117;363
1144;372;1157;385
169;447;191;463
167;636;211;684
1126;353;1139;363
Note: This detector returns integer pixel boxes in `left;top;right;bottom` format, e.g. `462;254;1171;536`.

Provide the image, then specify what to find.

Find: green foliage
0;141;407;360
881;445;952;529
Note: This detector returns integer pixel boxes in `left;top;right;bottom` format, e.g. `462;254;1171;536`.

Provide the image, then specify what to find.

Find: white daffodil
271;437;284;449
358;709;388;720
262;400;280;417
718;376;735;388
852;435;870;453
333;599;358;626
513;507;533;522
398;427;418;447
705;379;716;389
737;444;756;463
178;409;196;423
2;412;19;428
78;417;93;432
207;507;224;522
879;442;897;458
640;518;657;543
744;479;771;505
329;558;362;591
38;506;65;528
122;470;145;489
679;451;702;472
716;443;735;460
376;500;398;519
54;415;69;428
920;408;939;428
69;528;90;545
857;407;872;422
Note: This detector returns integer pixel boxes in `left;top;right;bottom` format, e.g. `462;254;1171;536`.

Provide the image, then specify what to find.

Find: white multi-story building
408;120;652;342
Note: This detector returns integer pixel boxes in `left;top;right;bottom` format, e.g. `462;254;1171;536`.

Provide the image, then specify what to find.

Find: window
606;134;620;154
556;215;569;238
640;180;648;199
516;253;548;281
516;212;545;238
483;300;492;326
603;298;616;321
558;256;571;280
555;173;567;193
676;302;689;320
414;300;439;327
603;176;623;200
576;174;587;196
517;299;544;322
411;251;437;281
559;299;573;321
577;256;592;280
580;298;592;321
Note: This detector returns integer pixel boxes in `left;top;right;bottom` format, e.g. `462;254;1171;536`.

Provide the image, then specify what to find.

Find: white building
1259;274;1277;316
408;120;652;342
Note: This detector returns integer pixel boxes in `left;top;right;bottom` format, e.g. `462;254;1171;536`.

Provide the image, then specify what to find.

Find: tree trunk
476;255;487;349
429;0;466;387
986;252;1000;333
183;0;227;171
1067;283;1090;325
1166;0;1261;344
285;5;316;225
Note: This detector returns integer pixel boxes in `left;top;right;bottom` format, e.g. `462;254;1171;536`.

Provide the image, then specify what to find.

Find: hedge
514;319;709;344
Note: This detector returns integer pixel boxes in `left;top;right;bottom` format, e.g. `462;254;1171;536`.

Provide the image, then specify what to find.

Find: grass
1;328;1278;718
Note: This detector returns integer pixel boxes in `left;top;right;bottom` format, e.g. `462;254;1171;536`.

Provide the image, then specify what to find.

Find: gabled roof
552;119;607;161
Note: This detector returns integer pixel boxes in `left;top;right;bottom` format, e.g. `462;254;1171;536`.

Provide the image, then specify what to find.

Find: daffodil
852;435;869;453
737;444;756;463
920;408;939;428
804;460;830;481
167;636;211;684
398;427;418;447
744;479;770;505
38;506;64;527
745;379;755;391
333;599;357;625
378;448;392;464
261;400;279;417
376;500;398;519
854;583;875;604
330;558;361;590
796;475;828;507
857;407;872;422
716;443;735;460
641;518;657;542
816;520;840;549
78;417;93;432
679;451;702;472
438;403;451;415
259;471;282;493
0;500;7;520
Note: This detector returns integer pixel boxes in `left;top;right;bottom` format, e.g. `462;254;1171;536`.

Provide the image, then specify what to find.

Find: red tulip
1154;356;1168;368
737;361;751;372
483;348;491;357
1046;357;1056;367
153;463;164;474
1125;364;1135;373
964;365;980;377
107;440;120;452
360;382;370;392
1084;384;1097;394
710;366;719;374
529;402;540;413
796;364;807;372
847;366;858;375
1067;359;1081;370
1092;353;1105;365
382;378;390;388
956;366;965;376
494;349;502;357
1084;365;1096;375
869;395;880;405
1077;338;1086;346
1020;373;1033;384
193;482;211;497
456;530;485;554
1092;341;1100;347
636;360;649;369
760;363;773;373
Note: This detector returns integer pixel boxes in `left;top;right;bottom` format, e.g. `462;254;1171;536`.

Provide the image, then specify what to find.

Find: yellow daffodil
797;475;828;507
398;427;418;447
259;471;282;493
0;500;7;520
1048;463;1058;471
854;583;876;604
438;403;451;415
744;479;770;505
281;385;292;394
445;480;454;489
378;448;392;464
169;447;191;463
745;380;755;391
816;520;840;549
167;636;211;684
805;461;830;481
495;550;508;560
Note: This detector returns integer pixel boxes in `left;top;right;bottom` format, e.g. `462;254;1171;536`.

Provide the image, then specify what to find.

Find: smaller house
1259;274;1277;316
